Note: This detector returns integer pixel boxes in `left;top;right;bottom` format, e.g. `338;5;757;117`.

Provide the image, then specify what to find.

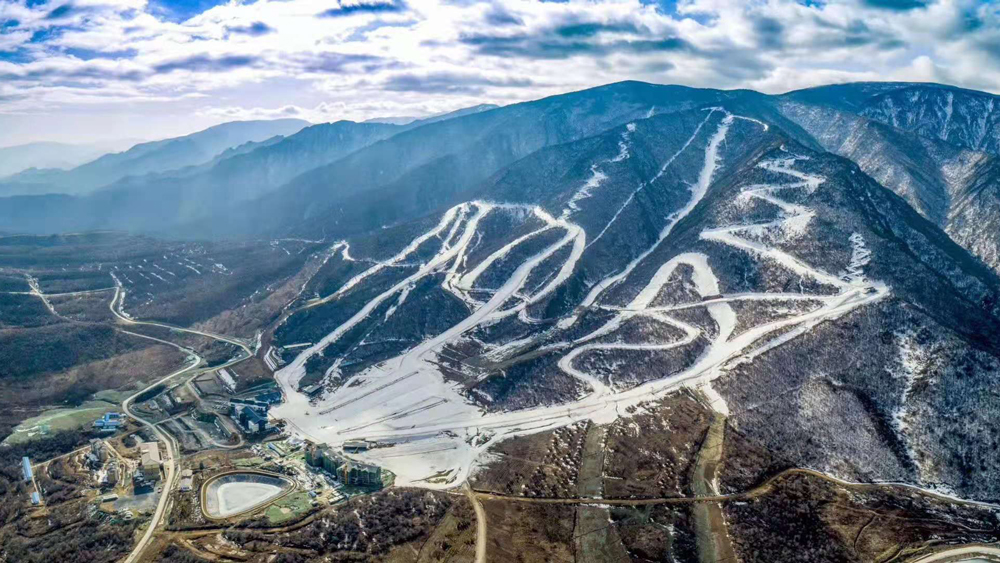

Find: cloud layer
1;0;998;144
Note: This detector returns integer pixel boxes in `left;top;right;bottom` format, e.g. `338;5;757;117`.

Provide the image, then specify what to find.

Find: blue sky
0;0;998;145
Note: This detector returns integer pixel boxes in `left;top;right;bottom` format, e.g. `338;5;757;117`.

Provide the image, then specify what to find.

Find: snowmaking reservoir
202;471;293;519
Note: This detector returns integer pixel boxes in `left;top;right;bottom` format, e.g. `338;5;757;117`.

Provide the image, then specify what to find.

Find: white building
217;369;237;393
138;442;162;482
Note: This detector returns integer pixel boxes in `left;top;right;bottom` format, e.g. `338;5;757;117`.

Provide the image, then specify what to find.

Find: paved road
120;357;198;563
115;290;259;563
109;278;253;354
18;269;256;562
119;344;256;563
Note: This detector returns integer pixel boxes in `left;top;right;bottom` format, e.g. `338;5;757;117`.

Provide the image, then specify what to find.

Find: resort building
139;442;162;482
342;461;382;488
93;412;123;432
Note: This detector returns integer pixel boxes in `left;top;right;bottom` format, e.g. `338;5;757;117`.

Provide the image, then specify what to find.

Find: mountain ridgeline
0;118;310;196
3;82;1000;279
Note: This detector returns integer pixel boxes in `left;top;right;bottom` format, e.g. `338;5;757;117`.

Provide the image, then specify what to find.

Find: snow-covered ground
213;481;285;517
269;114;890;489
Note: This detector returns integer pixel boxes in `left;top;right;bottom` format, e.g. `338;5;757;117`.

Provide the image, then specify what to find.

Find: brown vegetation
725;471;1000;562
482;499;576;563
0;430;139;563
604;393;711;499
471;421;588;497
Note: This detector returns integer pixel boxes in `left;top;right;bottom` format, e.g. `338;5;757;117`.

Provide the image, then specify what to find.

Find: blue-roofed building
30;492;40;505
254;391;282;405
22;457;32;482
93;412;123;432
238;406;269;434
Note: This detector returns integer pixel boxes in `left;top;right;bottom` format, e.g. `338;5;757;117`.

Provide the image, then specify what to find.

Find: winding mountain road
120;357;197;563
907;545;1000;562
103;276;254;563
109;275;254;354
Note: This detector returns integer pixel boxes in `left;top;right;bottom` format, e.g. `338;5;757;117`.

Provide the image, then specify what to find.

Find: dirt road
690;412;737;563
464;483;487;563
473;467;1000;511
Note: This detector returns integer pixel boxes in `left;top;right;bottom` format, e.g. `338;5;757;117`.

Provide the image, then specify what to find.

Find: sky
0;0;998;146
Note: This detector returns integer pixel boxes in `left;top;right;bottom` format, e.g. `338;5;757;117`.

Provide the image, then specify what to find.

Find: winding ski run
271;113;889;488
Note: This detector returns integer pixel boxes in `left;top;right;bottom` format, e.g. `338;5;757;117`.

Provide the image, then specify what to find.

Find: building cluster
92;412;123;432
105;461;119;488
228;391;284;435
86;439;108;467
254;390;282;405
86;439;119;488
21;457;42;505
304;442;383;489
301;384;323;397
234;403;270;434
214;416;236;440
343;439;374;453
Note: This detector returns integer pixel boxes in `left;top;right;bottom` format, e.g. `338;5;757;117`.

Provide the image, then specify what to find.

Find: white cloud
0;0;999;144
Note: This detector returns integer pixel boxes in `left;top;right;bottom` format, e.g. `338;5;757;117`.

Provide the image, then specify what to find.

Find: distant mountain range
0;139;140;180
0;118;309;197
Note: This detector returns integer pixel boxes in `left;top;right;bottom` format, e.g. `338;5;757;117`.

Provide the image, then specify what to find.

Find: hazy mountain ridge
0;118;309;196
364;103;500;126
112;119;405;207
3;82;1000;293
223;82;751;240
0;140;138;181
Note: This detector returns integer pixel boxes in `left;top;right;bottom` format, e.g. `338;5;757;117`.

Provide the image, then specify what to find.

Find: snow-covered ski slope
270;111;890;488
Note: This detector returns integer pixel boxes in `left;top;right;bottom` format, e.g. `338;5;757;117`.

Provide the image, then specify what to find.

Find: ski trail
587;108;719;250
447;207;585;310
700;157;854;290
279;203;490;389
502;216;586;315
455;210;555;292
307;203;468;308
555;252;734;395
560;126;633;220
275;200;586;391
561;111;738;330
